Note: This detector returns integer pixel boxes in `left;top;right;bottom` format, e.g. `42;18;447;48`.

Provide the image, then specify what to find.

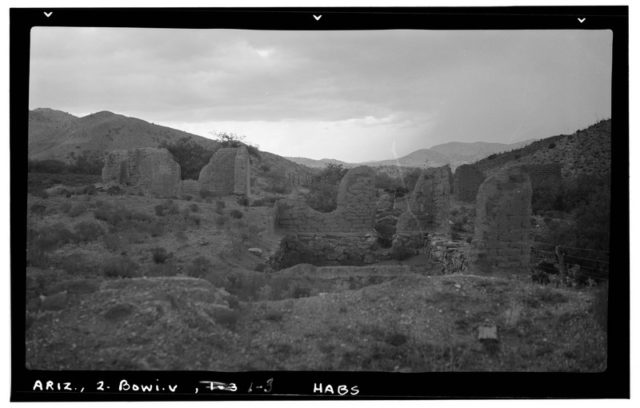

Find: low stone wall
101;148;182;197
270;233;379;269
470;166;532;275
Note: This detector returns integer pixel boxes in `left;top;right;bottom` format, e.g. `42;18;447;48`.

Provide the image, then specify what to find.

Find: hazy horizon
30;28;612;162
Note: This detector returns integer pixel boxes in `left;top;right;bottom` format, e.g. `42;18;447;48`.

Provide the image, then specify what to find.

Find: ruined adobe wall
395;165;452;235
453;164;485;202
274;166;377;233
391;165;452;257
101;148;182;197
470;166;532;275
198;148;237;195
233;146;251;196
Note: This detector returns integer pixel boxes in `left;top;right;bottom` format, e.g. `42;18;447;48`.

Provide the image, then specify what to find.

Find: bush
185;256;212;278
236;196;249;207
215;215;227;228
230;209;243;219
305;164;348;212
215;200;226;214
29;223;76;252
73;221;106;242
548;142;556;149
160;137;216;180
53;252;96;276
593;282;608;331
68;202;89;217
151;247;172;264
29;203;47;216
189;203;200;212
154;200;180;217
103;256;139;278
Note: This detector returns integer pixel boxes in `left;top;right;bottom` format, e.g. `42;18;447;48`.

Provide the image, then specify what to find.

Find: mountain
283;157;350;169
473;119;611;179
28;108;220;162
286;139;535;170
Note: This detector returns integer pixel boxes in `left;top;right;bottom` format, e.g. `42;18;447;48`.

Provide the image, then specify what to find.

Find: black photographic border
10;6;629;401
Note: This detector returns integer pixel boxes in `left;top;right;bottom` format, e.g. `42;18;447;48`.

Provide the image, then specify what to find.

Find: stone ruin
275;166;377;234
470;166;532;275
271;166;378;268
101;147;182;197
453;164;485;202
392;165;452;256
198;146;251;197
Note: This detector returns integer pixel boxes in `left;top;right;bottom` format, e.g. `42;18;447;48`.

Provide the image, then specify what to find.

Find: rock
478;325;498;341
40;291;68;311
248;247;263;257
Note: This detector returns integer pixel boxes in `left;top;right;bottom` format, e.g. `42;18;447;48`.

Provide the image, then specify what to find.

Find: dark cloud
29;28;611;158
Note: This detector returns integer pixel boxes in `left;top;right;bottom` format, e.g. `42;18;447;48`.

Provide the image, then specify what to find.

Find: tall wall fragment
453;164;485;202
199;146;251;196
470;166;532;275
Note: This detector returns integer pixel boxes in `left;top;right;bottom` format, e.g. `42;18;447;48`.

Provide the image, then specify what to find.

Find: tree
160;137;216;180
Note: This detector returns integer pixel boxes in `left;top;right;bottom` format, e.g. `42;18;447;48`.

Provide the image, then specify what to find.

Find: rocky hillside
473;120;611;179
28;108;220;162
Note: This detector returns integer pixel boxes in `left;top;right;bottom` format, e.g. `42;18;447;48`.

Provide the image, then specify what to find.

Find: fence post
555;245;567;280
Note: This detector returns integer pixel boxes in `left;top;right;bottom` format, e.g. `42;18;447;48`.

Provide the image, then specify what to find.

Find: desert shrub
30;223;76;252
151;247;172;264
236;196;249;206
160;137;216;180
215;200;226;214
265;310;284;322
532;179;564;214
103;233;125;252
27;159;68;174
146;261;179;277
229;209;243;219
29;203;47;216
185;256;213;279
154;200;180;217
548;142;556;149
251;196;279;207
189;203;200;212
211;308;241;330
68;202;89;217
102;256;139;278
106;185;124;195
201;190;223;200
73;221;106;242
305;163;347;212
57;202;72;214
68;150;104;175
53;252;96;276
214;215;227;228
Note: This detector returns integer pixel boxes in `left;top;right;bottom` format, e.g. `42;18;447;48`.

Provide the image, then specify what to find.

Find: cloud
29;28;612;161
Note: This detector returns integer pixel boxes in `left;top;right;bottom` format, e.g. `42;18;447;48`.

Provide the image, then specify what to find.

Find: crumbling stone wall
198;146;251;196
274;166;376;233
101;148;182;197
453;164;485;202
181;179;200;198
390;165;452;258
470;166;532;275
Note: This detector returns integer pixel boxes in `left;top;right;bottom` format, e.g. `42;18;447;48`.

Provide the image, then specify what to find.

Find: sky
29;28;612;162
